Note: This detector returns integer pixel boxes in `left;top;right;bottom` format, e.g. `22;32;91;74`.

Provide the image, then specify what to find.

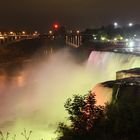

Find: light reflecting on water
0;69;26;90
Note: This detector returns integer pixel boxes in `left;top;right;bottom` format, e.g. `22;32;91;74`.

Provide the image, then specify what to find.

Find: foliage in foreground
0;129;32;140
57;91;140;140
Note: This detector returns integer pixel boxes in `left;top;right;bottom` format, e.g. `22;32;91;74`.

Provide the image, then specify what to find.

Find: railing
0;35;39;46
65;35;82;48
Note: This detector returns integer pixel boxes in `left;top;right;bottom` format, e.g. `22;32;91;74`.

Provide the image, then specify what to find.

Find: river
0;39;139;140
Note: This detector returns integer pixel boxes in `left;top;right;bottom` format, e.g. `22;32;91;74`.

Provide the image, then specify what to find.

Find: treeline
57;91;140;140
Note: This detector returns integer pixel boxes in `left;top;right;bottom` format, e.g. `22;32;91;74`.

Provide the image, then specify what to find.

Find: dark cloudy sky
0;0;140;32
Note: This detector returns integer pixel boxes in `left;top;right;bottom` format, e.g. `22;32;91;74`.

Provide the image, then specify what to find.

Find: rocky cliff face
116;68;140;79
100;68;140;103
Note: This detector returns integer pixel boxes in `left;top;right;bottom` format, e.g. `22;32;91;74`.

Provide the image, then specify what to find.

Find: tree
57;87;140;140
57;92;105;140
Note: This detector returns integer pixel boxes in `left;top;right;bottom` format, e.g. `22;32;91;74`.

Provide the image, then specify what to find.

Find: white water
88;51;140;82
0;50;139;140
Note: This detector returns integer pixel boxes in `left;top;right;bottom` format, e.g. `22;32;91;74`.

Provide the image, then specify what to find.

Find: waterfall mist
0;50;139;140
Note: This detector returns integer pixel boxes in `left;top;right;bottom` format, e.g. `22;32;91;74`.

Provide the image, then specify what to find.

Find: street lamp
114;38;117;41
34;31;38;34
114;22;118;28
101;37;106;41
94;37;97;40
134;34;137;37
128;23;133;27
22;31;26;35
76;30;80;34
10;31;14;35
125;39;129;42
49;30;53;34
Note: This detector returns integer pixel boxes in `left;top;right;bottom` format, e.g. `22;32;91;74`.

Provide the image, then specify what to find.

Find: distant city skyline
1;0;140;32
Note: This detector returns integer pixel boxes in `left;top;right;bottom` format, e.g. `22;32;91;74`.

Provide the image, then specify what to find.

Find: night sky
0;0;140;32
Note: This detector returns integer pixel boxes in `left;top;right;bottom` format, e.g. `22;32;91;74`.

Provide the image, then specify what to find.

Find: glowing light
101;37;106;41
49;30;53;34
76;30;80;34
0;36;4;39
22;31;26;35
120;37;123;40
94;37;97;40
114;49;118;52
128;23;133;27
10;31;14;35
128;41;134;47
53;24;59;30
129;48;134;52
114;22;118;27
125;39;129;42
114;38;117;41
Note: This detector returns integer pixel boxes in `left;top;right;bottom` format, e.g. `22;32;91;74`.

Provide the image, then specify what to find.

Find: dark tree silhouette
57;89;140;140
57;92;105;140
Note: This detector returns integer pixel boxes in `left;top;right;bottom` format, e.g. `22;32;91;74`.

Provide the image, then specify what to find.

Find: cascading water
87;51;140;105
87;51;140;82
0;50;139;140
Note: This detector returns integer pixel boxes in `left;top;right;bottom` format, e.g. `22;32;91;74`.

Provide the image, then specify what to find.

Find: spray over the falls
0;50;139;140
